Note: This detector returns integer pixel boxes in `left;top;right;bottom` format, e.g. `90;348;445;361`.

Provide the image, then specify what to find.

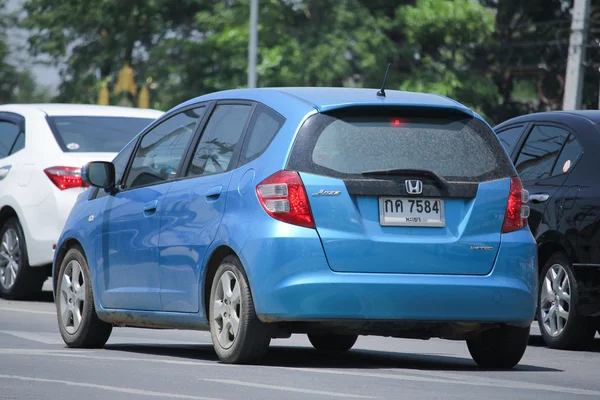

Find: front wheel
537;253;596;349
467;326;529;369
209;256;271;364
308;334;358;352
56;248;112;348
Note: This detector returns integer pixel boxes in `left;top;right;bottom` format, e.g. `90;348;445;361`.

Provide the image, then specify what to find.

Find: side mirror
82;161;116;189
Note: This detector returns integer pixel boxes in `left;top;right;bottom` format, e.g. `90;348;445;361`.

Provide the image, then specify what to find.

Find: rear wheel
467;326;529;369
209;256;271;364
56;248;112;348
537;253;596;349
308;334;358;352
0;217;46;300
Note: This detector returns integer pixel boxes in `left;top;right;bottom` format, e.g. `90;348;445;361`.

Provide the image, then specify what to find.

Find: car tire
467;325;529;368
0;217;46;300
56;248;112;348
536;253;596;350
209;256;271;364
308;334;358;352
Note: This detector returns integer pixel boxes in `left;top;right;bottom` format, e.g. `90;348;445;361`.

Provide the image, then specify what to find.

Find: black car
494;111;600;349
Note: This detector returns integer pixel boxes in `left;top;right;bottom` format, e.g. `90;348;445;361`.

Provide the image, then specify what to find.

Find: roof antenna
376;63;391;97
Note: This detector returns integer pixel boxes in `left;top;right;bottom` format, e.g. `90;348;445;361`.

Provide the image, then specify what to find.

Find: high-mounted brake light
44;166;88;190
256;170;315;229
502;176;530;233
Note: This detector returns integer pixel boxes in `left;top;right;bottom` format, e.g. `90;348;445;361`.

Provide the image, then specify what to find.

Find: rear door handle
529;193;549;203
143;200;159;215
0;165;12;180
205;185;223;201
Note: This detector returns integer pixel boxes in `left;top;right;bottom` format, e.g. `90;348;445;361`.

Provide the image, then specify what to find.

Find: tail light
502;176;530;233
256;170;315;229
44;166;88;190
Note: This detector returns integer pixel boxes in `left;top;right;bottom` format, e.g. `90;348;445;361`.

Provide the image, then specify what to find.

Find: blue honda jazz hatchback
53;87;537;367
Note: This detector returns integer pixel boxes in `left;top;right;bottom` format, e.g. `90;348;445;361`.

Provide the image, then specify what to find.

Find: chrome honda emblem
405;180;423;195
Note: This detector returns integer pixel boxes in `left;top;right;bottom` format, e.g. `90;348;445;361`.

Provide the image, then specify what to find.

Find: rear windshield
48;116;155;153
287;107;515;183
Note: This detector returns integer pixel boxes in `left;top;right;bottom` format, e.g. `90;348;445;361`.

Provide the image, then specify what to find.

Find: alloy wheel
59;260;86;334
540;263;571;337
0;228;20;290
212;270;242;349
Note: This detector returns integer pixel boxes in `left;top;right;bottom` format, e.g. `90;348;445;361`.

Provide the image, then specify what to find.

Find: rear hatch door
287;106;516;275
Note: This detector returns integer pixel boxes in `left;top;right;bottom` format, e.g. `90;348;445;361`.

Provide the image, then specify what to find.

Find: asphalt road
1;280;599;400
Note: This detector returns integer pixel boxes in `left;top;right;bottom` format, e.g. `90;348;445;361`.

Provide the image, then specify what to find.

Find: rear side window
496;125;524;156
552;134;582;176
239;105;285;164
0;121;21;158
287;107;515;183
515;125;569;181
48;116;155;153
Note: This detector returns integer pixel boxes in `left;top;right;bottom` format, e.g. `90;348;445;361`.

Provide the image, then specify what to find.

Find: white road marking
1;348;599;397
0;306;54;315
0;374;223;400
205;378;375;399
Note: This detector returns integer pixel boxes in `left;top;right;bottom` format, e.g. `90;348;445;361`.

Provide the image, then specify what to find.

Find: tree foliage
17;0;600;123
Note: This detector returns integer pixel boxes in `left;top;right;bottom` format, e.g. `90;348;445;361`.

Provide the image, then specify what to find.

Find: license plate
379;197;445;227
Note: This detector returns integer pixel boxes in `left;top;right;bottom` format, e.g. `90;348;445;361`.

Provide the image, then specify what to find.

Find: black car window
514;125;569;181
114;139;138;187
552;134;582;176
239;105;285;164
188;104;252;177
125;107;205;189
496;125;524;156
0;121;21;158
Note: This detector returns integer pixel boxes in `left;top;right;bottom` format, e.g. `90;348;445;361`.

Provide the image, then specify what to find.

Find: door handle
205;185;223;200
143;200;159;215
0;165;12;180
529;193;549;203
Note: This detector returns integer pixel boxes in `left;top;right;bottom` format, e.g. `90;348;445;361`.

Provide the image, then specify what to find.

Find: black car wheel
536;253;596;349
308;334;358;352
0;217;46;300
467;325;530;368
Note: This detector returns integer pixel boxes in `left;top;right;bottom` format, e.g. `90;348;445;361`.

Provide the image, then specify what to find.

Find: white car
0;104;163;299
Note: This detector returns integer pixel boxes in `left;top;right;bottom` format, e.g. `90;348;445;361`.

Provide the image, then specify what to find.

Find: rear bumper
242;228;537;326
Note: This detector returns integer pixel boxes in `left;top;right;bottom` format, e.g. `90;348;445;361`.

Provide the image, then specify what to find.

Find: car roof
496;110;600;128
174;87;474;116
0;103;163;118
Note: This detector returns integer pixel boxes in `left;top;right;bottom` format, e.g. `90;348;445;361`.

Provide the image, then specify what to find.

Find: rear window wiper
360;168;449;188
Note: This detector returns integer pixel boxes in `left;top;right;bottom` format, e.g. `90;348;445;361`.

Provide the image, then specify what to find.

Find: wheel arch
53;238;85;297
201;245;239;324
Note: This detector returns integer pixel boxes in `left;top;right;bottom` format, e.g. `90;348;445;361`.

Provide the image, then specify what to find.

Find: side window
125;107;205;189
515;125;569;181
113;139;138;187
552;134;582;176
10;132;25;155
187;104;252;176
0;121;21;158
496;125;524;156
239;105;285;165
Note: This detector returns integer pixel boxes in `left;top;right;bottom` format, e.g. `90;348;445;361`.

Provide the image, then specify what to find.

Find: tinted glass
552;134;582;176
515;125;569;181
188;104;251;176
126;108;204;189
241;106;284;163
496;126;524;155
48;116;155;153
113;139;137;186
10;132;25;155
289;109;514;182
0;121;21;158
